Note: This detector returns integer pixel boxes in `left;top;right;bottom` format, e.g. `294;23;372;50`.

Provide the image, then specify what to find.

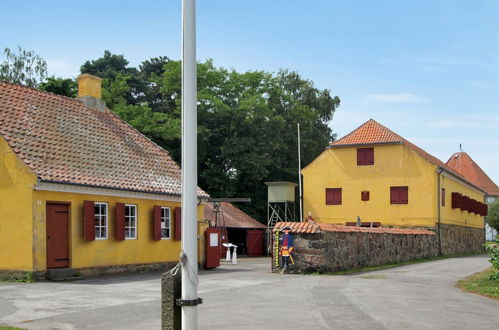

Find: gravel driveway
0;255;497;329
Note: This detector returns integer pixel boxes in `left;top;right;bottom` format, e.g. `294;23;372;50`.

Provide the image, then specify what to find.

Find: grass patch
0;326;26;330
0;271;36;283
456;268;499;300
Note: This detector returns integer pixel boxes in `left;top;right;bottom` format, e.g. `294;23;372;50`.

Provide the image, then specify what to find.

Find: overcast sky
1;0;498;183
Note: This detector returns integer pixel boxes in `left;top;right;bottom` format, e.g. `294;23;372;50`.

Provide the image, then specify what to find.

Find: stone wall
274;231;439;274
439;224;484;255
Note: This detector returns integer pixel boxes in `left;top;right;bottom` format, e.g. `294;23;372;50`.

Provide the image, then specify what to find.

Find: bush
485;236;499;280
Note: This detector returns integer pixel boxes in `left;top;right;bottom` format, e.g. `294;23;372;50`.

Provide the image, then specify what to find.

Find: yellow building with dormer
302;119;486;255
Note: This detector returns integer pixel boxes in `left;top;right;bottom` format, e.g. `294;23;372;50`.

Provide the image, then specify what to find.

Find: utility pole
181;0;199;329
297;123;303;222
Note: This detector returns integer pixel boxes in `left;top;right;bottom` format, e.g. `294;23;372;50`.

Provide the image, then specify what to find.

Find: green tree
39;77;77;97
81;54;340;221
0;46;47;87
486;199;499;232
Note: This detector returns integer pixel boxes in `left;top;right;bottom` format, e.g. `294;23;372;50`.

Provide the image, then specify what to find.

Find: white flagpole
298;123;303;222
181;0;198;329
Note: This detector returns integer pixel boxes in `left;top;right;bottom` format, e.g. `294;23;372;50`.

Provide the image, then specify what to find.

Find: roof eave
37;179;210;199
436;166;487;195
328;141;403;149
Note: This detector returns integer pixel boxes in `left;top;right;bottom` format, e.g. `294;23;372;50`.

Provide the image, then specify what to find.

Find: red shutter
361;191;370;201
83;201;95;241
174;207;182;240
391;187;408;204
153;206;162;241
326;189;333;204
326;188;342;205
441;189;445;207
357;148;374;165
115;202;125;241
334;188;342;205
451;192;458;209
400;187;408;204
483;203;488;216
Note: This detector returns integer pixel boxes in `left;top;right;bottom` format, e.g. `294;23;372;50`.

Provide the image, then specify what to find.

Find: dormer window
357;148;374;165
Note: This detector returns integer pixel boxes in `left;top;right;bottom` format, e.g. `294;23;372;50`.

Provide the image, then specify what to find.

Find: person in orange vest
280;226;294;269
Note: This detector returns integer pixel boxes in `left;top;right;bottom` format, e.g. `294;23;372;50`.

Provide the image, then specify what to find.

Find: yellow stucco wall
0;137;37;271
302;143;485;228
439;174;484;228
32;190;205;271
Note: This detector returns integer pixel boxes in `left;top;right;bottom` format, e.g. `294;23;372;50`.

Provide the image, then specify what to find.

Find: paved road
0;255;497;329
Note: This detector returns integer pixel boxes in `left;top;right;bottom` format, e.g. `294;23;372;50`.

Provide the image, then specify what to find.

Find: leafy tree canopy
82;51;340;221
0;46;47;87
487;199;499;232
39;77;77;98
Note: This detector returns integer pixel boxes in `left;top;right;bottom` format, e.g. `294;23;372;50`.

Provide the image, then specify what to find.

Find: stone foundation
274;231;438;274
439;224;485;255
76;261;178;278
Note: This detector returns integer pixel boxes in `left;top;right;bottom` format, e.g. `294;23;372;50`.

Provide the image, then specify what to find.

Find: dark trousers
281;256;290;268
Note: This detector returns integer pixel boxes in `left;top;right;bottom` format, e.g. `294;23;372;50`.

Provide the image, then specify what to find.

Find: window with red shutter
153;206;162;241
357;148;374;166
115;202;125;241
390;186;408;204
441;188;445;207
174;207;182;240
325;188;342;205
83;201;95;241
361;191;370;201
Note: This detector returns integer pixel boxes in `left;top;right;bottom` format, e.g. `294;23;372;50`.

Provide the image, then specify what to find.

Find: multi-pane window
390;186;408;204
326;188;342;205
161;207;171;239
125;204;137;239
94;202;108;239
357;148;374;165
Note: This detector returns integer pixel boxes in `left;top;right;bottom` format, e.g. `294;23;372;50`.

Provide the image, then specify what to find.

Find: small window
94;202;108;239
161;207;171;239
125;204;137;239
326;188;342;205
441;188;445;207
357;148;374;166
390;186;408;204
361;191;370;201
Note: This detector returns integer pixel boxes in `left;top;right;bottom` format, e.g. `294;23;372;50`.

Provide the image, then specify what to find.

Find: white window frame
161;207;171;240
94;202;108;240
125;204;137;240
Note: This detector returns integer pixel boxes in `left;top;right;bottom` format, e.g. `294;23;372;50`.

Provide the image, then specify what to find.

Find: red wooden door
205;228;221;269
246;230;264;256
46;203;70;268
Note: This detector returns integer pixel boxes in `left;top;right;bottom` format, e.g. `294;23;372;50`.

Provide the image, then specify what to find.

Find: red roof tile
330;119;402;146
274;222;434;235
446;152;499;196
0;81;207;197
274;222;320;233
204;202;266;229
330;119;482;192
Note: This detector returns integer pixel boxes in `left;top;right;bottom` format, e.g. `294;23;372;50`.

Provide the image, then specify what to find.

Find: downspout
437;167;443;255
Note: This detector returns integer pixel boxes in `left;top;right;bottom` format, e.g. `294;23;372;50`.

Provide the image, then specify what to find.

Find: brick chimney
77;74;106;111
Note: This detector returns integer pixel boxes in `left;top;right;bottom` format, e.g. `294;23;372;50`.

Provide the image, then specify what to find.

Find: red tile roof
273;222;434;235
330;119;402;146
446;152;499;196
204;202;266;229
329;119;482;191
0;81;207;197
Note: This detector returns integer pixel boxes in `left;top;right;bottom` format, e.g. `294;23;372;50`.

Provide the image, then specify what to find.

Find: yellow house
302;119;486;255
0;75;207;280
